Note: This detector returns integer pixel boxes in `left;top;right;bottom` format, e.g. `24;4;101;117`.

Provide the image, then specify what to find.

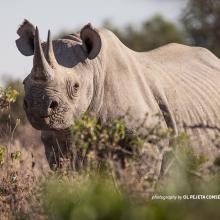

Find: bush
44;174;146;220
0;86;18;110
43;168;220;220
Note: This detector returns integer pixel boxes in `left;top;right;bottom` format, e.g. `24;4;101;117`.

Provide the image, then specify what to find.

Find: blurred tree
104;15;184;51
182;0;220;56
58;15;184;52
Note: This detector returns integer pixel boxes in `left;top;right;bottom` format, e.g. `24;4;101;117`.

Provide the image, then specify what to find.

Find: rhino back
140;43;220;159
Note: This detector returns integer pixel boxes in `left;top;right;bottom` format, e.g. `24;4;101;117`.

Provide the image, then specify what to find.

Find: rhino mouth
40;114;58;126
25;100;71;130
40;113;55;119
28;112;57;128
29;110;70;131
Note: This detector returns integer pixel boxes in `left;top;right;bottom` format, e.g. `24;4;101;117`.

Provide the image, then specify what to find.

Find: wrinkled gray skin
16;20;220;172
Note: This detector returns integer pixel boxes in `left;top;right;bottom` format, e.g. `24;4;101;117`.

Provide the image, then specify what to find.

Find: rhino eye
66;80;79;99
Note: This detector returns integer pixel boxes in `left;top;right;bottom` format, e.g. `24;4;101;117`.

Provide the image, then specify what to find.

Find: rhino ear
80;23;101;59
15;19;35;56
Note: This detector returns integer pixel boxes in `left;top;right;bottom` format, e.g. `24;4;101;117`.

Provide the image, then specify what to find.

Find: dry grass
0;123;49;220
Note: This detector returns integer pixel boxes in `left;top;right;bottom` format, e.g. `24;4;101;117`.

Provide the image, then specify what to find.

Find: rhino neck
88;29;167;130
87;32;108;117
86;57;105;117
87;29;133;121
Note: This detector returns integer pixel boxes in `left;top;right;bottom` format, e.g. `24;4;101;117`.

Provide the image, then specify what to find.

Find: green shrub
43;170;220;220
70;114;144;171
44;174;150;220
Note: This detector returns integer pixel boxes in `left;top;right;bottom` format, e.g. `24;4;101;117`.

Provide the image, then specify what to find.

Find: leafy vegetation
0;86;18;110
42;170;220;220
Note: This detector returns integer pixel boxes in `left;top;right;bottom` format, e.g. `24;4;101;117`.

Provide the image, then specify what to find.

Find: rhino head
16;20;102;130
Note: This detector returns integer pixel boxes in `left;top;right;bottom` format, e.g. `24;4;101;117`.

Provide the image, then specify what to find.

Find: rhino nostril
23;99;28;109
49;100;58;110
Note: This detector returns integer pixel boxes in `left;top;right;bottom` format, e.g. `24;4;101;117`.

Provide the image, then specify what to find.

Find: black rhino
16;20;220;170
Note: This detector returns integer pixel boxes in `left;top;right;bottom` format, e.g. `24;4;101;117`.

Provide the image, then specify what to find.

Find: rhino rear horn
46;30;59;68
32;27;53;81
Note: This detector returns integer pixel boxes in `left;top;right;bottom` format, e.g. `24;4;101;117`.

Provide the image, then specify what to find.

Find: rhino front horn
32;27;53;81
46;30;59;68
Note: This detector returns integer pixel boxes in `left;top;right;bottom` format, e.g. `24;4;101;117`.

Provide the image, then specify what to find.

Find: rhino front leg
41;130;58;169
41;130;71;169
